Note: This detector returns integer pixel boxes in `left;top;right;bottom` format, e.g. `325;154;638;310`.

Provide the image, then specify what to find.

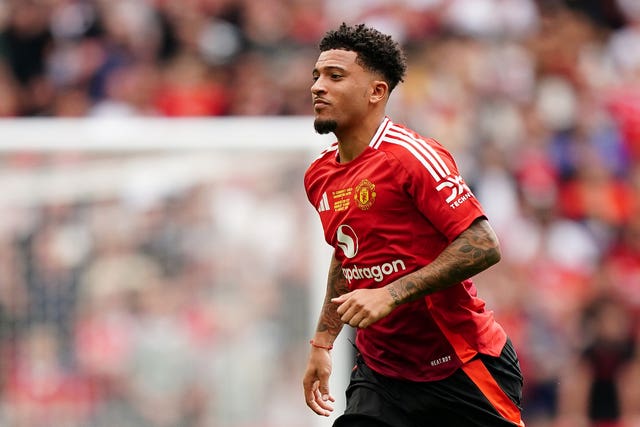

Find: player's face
311;49;375;134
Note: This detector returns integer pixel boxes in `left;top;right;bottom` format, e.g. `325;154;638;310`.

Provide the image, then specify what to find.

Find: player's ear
370;80;389;104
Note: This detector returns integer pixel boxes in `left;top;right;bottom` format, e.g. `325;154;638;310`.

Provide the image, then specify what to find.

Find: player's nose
311;77;326;95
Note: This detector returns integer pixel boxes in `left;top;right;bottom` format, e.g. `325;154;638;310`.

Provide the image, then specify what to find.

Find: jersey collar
368;116;393;148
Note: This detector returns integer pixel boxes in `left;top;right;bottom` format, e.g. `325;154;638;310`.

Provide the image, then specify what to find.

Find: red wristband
309;340;333;350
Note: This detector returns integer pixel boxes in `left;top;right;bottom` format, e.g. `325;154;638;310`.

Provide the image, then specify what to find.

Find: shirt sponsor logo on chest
336;224;407;284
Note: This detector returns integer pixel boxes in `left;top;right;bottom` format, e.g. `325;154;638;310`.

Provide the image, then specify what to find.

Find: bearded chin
314;119;338;135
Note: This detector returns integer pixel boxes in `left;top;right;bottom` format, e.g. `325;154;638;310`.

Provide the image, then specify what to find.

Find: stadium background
1;0;640;426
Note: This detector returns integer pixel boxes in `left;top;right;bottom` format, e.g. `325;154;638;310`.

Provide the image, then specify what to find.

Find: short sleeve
386;138;485;241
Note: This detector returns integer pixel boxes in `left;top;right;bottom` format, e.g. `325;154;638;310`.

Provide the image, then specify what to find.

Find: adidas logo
317;192;330;213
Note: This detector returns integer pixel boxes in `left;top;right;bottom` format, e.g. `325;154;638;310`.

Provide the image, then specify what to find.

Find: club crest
354;179;376;210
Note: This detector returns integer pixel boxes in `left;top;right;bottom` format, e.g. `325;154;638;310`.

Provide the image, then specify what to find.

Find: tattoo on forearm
387;286;401;306
316;256;349;336
389;220;500;305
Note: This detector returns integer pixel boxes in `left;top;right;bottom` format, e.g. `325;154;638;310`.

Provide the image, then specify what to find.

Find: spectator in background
3;325;95;427
556;295;636;427
22;219;84;366
154;53;229;116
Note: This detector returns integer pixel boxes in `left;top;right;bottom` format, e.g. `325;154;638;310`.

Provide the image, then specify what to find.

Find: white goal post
0;117;349;427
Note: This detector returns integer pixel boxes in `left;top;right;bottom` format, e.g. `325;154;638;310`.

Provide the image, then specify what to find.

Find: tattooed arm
314;252;350;343
332;218;501;328
386;217;501;306
303;251;349;416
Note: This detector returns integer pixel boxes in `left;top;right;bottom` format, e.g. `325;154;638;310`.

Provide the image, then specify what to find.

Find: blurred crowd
0;151;315;427
0;0;640;426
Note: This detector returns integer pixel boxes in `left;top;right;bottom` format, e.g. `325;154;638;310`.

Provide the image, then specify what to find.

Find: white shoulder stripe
369;117;392;148
382;129;450;181
382;135;442;181
390;127;451;176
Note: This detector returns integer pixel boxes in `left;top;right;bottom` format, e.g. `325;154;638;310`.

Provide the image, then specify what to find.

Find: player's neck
335;113;385;164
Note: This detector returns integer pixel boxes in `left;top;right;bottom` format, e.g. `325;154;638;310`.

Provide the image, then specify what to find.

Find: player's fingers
303;376;320;405
358;317;372;328
333;297;351;316
303;383;315;406
339;304;358;324
331;292;350;305
348;310;368;328
302;373;315;396
308;397;331;416
339;298;368;326
339;293;365;318
305;384;333;416
318;376;332;401
355;306;380;328
304;380;327;416
317;371;335;405
314;388;335;412
304;378;334;413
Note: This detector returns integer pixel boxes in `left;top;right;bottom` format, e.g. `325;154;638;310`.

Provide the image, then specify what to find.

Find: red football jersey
304;117;507;381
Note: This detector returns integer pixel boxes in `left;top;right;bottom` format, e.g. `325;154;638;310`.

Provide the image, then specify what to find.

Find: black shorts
334;338;524;427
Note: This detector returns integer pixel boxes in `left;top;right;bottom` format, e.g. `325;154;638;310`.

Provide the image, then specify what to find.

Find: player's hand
331;288;396;328
302;348;335;416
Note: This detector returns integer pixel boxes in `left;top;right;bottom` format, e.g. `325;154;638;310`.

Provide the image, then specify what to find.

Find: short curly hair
319;23;407;92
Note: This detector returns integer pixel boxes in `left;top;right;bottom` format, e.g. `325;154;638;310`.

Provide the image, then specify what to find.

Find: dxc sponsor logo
436;175;472;207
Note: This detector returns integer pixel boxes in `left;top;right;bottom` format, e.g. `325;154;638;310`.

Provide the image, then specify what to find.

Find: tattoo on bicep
451;222;500;271
389;220;499;304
